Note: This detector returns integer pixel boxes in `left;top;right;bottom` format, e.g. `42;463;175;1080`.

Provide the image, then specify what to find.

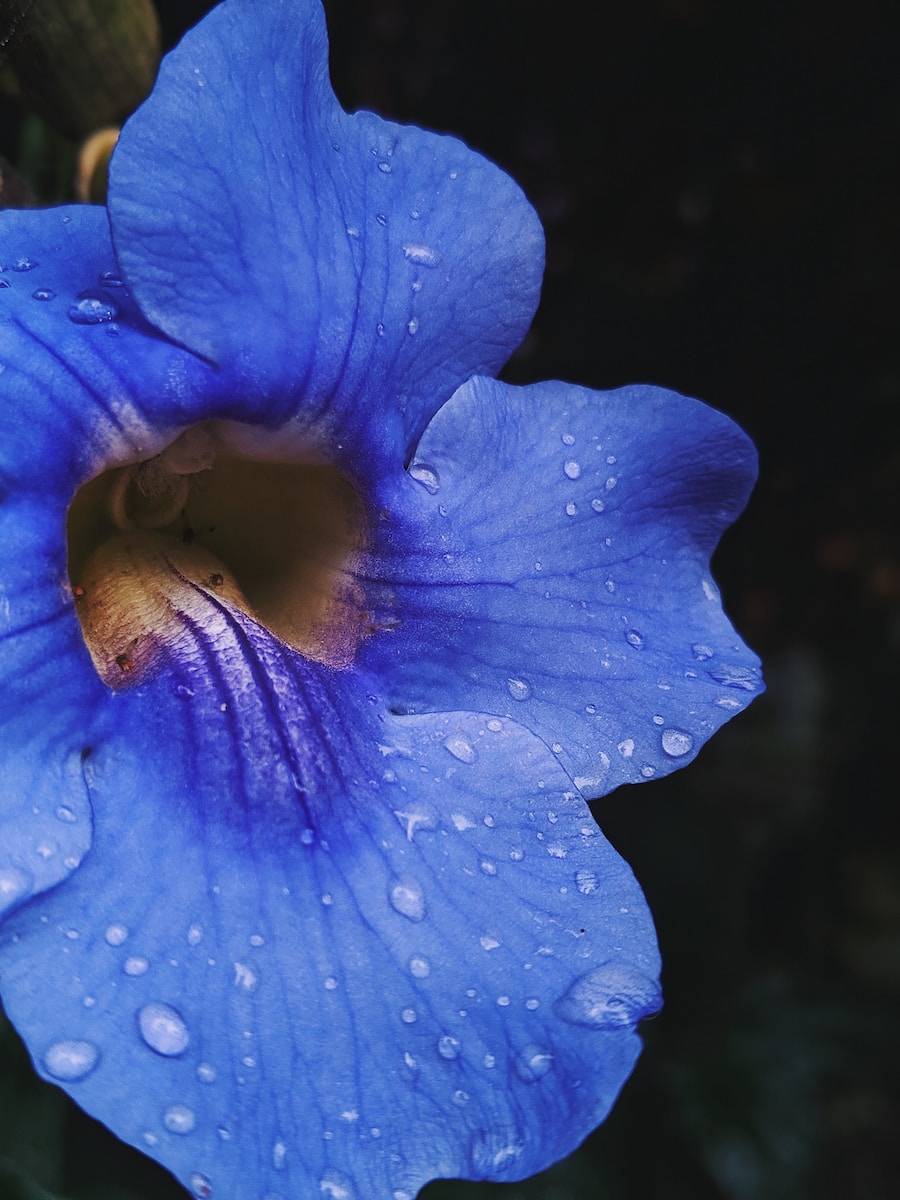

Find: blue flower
0;1;762;1197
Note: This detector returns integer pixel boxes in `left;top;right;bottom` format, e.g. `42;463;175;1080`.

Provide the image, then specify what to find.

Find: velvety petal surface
0;590;660;1200
361;377;763;798
109;0;544;459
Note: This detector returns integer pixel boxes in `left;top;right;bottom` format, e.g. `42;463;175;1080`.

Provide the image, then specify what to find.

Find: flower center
67;423;369;689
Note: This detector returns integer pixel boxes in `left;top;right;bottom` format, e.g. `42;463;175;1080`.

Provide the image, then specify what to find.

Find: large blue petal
0;592;660;1199
360;377;763;798
108;0;544;458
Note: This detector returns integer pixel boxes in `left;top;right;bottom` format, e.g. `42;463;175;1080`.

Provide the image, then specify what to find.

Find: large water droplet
506;677;532;701
0;866;33;915
68;289;118;325
437;1034;461;1060
164;1103;196;1134
32;287;55;301
661;728;694;757
555;961;662;1029
43;1039;100;1082
190;1172;213;1199
575;869;599;895
624;629;645;649
12;256;38;271
563;460;581;480
105;923;128;946
320;1170;355;1200
409;956;430;978
408;462;440;494
444;734;476;763
123;955;149;976
389;879;425;921
514;1044;553;1082
138;1002;190;1056
707;663;760;690
403;243;441;267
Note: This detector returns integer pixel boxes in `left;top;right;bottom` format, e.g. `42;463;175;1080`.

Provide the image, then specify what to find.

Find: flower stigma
67;423;369;688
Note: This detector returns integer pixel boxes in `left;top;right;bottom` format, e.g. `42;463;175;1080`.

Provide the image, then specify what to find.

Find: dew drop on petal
444;734;476;763
514;1044;553;1082
661;728;694;757
506;677;532;701
437;1034;461;1060
624;629;645;649
555;961;662;1029
164;1104;196;1134
707;663;760;690
408;462;440;494
575;869;599;895
197;1062;216;1083
409;956;430;978
68;289;118;325
406;316;419;335
138;1002;190;1056
105;923;128;946
12;256;38;271
43;1039;99;1082
190;1173;213;1199
389;879;425;921
402;243;441;267
32;287;55;301
563;460;581;480
123;955;149;976
320;1170;355;1199
692;643;714;661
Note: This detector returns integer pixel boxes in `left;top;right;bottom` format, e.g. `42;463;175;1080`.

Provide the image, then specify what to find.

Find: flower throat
67;424;369;689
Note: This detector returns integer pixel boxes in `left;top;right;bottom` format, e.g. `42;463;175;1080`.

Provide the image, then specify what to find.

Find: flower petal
360;376;763;798
108;0;544;457
0;600;659;1198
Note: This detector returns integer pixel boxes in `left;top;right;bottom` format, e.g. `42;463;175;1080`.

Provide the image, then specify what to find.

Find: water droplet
575;869;599;894
641;765;656;778
105;923;128;946
68;289;118;325
55;805;76;822
377;161;392;173
402;243;441;267
515;1044;553;1082
661;728;694;757
187;924;203;946
401;1007;417;1024
233;961;259;991
123;956;149;976
565;501;577;516
0;867;33;915
43;1039;99;1082
561;433;575;446
606;476;618;490
506;677;532;701
409;956;430;978
138;1002;190;1056
496;995;510;1007
197;1062;216;1083
32;287;54;301
273;1141;288;1169
190;1173;212;1199
444;734;476;763
480;859;497;876
0;278;9;289
692;643;714;660
563;460;581;480
707;663;760;690
12;256;38;271
164;1104;196;1134
556;961;662;1029
525;997;540;1010
591;498;605;513
324;976;338;990
389;879;425;921
480;934;500;951
375;213;388;226
320;1170;355;1200
99;270;124;287
437;1034;461;1060
624;629;645;649
408;462;440;494
406;316;419;335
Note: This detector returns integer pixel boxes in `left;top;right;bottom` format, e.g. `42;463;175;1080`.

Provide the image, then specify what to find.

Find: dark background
2;1;898;1197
